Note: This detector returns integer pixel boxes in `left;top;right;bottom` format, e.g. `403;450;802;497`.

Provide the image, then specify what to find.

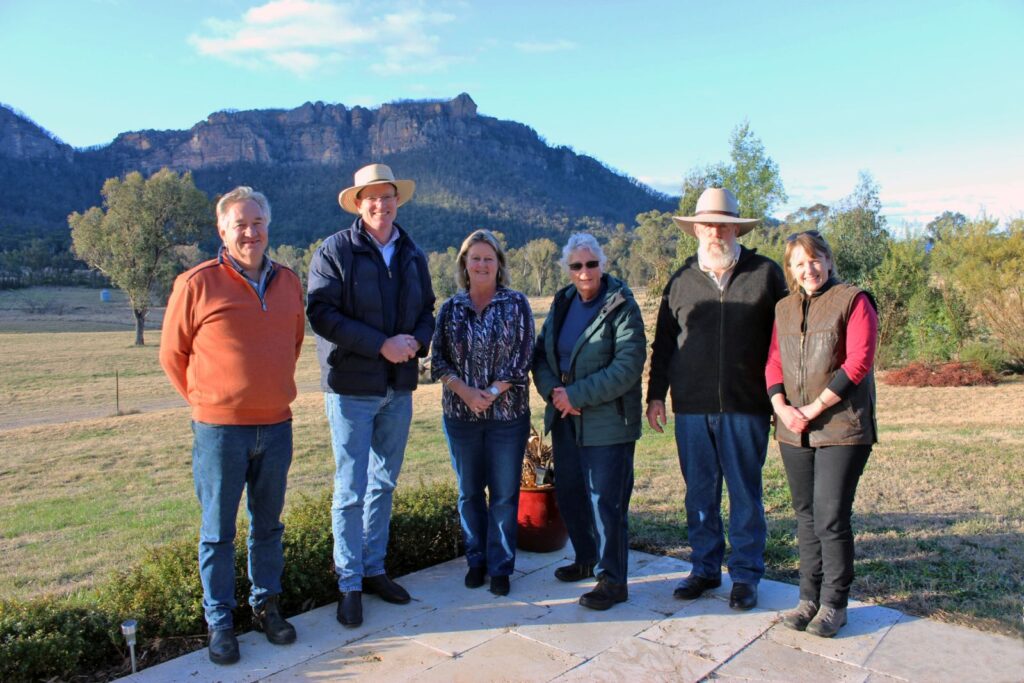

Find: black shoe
208;629;240;665
336;591;363;627
253;595;297;645
729;582;758;611
554;562;595;583
465;566;486;589
363;574;411;604
579;577;628;611
672;574;721;600
489;575;510;596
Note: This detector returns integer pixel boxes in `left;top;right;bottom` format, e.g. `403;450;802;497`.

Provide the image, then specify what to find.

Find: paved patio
126;547;1023;682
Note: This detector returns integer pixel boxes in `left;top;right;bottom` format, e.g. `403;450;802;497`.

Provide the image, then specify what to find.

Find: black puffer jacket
306;218;435;396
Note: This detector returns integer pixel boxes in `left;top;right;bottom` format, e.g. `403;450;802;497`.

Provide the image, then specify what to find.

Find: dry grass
0;287;1021;639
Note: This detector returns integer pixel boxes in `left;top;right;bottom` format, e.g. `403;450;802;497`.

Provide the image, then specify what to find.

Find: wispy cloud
513;39;577;54
189;0;456;77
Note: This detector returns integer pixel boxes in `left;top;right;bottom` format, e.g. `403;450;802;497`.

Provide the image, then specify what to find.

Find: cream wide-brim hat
338;163;416;214
672;187;760;237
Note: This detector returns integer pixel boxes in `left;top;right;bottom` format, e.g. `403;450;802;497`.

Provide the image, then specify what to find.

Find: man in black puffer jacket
646;188;786;612
307;164;435;628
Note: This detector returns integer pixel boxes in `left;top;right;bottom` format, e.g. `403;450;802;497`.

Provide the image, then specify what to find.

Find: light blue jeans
325;389;412;592
192;420;292;631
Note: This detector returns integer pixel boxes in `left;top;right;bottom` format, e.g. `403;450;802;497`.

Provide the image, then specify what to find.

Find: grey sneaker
781;600;820;631
806;605;847;637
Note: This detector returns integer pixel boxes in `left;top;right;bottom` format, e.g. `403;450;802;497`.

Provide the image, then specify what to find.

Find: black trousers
780;443;871;608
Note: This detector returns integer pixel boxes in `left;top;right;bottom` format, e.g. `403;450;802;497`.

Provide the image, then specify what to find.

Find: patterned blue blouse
430;287;535;421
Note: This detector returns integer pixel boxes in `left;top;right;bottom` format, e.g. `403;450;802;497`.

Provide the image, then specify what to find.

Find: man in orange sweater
160;186;305;666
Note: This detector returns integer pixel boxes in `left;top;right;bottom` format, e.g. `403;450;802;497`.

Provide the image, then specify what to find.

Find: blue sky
1;0;1021;229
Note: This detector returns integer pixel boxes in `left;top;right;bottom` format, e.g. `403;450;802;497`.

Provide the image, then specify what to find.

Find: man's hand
646;400;667;433
551;386;580;418
380;334;418;363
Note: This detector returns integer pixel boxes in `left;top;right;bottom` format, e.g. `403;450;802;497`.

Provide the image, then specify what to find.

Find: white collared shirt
697;241;741;291
369;227;400;267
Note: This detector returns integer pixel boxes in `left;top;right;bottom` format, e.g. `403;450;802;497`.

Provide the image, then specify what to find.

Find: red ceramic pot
517;486;569;552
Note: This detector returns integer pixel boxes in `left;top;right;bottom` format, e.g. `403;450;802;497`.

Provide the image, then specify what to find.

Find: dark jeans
443;414;530;577
780;443;871;608
675;413;770;584
192;420;292;631
551;417;635;585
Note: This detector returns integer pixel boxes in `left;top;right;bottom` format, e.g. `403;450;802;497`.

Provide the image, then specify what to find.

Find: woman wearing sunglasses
766;230;878;638
533;233;646;610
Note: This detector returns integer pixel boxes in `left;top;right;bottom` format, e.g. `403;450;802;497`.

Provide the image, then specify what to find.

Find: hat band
695;210;740;218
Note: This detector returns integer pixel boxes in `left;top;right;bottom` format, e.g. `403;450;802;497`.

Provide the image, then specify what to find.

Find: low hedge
0;482;461;682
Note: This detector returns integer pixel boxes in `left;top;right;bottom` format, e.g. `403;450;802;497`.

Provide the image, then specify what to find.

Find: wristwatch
487;385;500;397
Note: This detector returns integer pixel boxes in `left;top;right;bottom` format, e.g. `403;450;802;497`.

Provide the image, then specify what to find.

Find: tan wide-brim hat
338;163;416;214
673;187;760;237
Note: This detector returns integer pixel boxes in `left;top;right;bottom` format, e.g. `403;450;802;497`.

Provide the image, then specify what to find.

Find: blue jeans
675;413;770;585
325;389;412;592
192;420;292;631
551;417;635;585
443;414;530;577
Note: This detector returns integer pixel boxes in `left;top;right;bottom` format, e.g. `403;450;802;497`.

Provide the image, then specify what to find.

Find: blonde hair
783;230;838;293
216;186;271;230
455;229;509;290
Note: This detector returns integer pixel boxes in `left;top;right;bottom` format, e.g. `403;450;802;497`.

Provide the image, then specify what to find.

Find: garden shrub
883;361;998;387
0;598;118;681
0;482;461;682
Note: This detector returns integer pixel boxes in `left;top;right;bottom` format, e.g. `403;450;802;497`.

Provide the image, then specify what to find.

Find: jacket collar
349;217;407;252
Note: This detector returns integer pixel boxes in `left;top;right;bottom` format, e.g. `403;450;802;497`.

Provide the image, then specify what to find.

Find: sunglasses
568;260;600;271
786;230;822;242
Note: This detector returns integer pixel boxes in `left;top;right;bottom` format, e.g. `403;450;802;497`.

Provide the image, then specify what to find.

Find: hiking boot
554;562;595;582
782;600;820;631
253;595;296;645
208;629;239;665
579;577;628;610
806;605;847;638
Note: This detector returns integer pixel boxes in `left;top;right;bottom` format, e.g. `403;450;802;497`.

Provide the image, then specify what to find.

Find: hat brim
673;215;759;237
338;179;416;214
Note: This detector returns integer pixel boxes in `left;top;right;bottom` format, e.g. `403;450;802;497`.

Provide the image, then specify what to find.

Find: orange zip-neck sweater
159;255;304;425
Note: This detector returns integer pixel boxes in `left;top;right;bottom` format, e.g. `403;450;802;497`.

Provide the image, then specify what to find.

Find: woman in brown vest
765;231;878;638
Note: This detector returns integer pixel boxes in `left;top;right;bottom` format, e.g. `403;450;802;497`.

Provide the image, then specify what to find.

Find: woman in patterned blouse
431;229;535;596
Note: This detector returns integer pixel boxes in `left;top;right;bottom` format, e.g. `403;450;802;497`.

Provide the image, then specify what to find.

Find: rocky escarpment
0;105;73;162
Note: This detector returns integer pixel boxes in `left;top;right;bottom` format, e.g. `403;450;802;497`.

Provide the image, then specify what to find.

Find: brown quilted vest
774;281;877;447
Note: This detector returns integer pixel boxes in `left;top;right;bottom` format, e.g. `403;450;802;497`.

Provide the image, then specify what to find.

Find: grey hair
216;186;271;230
559;232;607;272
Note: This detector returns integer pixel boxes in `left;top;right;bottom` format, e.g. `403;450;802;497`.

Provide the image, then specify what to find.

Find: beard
699;238;737;271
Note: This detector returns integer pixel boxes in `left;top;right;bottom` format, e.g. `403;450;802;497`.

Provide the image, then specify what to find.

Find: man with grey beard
646;188;786;611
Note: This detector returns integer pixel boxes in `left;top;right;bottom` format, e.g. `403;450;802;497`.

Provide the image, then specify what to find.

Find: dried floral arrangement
521;425;554;488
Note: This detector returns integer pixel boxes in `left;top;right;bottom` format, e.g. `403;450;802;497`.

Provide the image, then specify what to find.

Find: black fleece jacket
647;246;786;415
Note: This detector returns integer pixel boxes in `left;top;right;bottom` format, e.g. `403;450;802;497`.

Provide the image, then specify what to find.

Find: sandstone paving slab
413;631;584;683
862;615;1024;683
389;597;549;657
552;635;719;683
263;631;449;681
714;637;873;682
512;596;664;659
512;547;574;576
765;602;903;668
124;596;431;683
639;595;780;663
746;576;802;612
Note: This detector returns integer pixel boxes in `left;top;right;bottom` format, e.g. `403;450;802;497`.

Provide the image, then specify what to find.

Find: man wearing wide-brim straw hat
646;187;787;612
306;163;436;628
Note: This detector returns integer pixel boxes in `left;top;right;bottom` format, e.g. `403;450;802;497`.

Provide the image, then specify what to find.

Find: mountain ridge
0;94;677;253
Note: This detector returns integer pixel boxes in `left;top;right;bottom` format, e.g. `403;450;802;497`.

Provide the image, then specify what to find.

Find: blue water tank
100;289;111;303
